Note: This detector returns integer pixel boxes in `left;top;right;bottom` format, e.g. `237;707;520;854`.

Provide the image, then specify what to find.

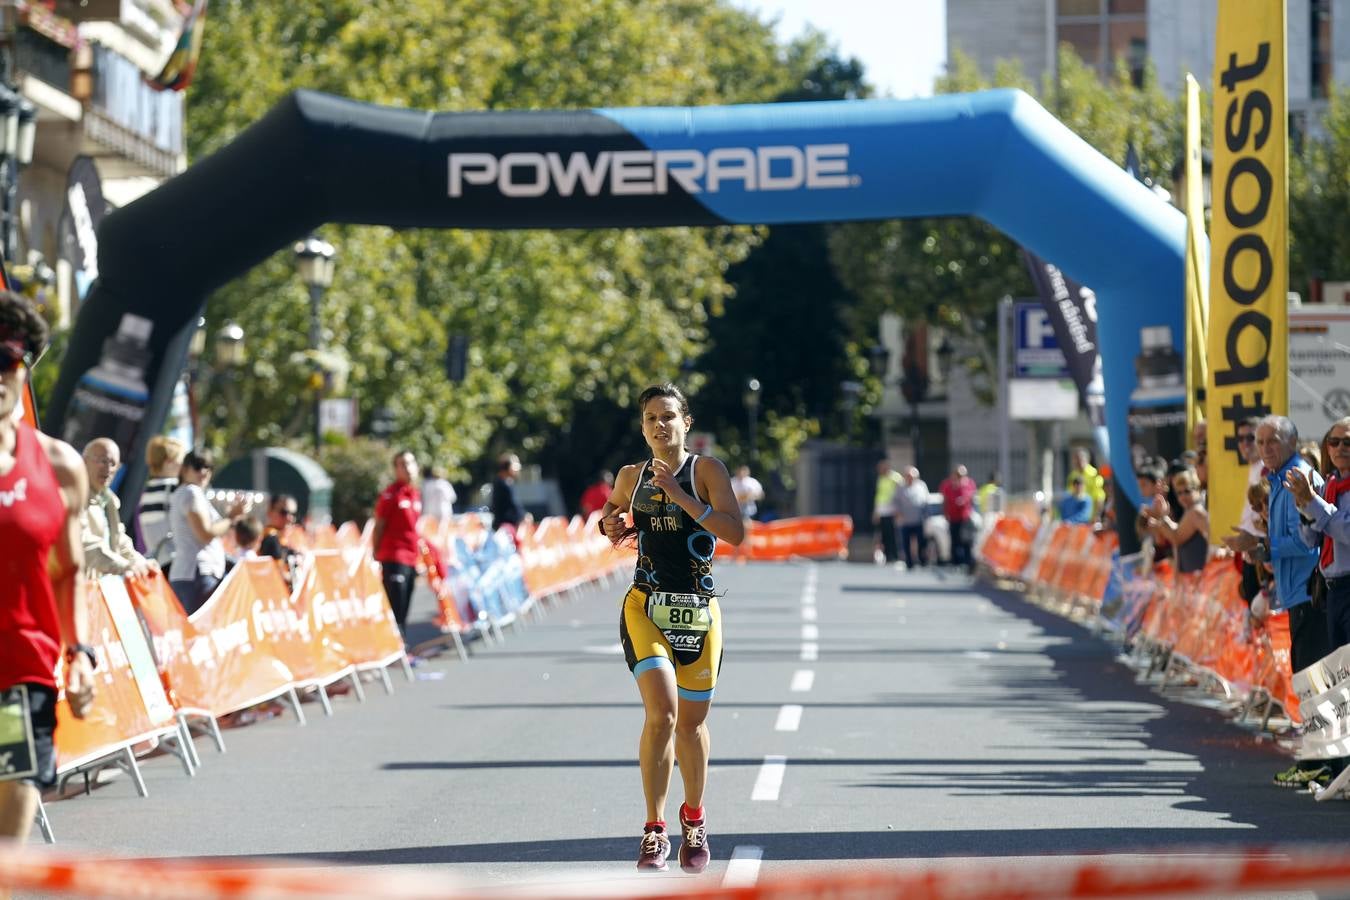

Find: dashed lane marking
790;670;815;692
751;756;787;801
722;846;764;887
800;643;818;661
801;624;819;641
775;704;803;731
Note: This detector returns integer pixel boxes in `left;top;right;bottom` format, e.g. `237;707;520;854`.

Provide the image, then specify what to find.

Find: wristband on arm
696;505;713;524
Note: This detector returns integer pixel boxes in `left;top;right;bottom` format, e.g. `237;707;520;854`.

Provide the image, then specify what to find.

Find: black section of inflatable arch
46;90;723;519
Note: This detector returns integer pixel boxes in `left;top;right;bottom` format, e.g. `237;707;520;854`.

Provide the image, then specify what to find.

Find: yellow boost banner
1207;0;1288;543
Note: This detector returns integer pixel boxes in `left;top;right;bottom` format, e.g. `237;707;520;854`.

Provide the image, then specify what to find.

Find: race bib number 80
648;592;712;633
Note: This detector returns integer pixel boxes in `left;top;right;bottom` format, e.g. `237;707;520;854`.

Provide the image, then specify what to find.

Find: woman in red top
0;291;94;843
371;449;422;633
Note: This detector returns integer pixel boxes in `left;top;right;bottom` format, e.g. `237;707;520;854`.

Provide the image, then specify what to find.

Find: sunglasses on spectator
0;344;31;372
1328;437;1350;448
1237;434;1256;444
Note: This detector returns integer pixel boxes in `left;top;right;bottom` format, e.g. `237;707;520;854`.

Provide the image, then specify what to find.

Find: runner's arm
41;436;90;649
599;465;639;543
694;457;745;546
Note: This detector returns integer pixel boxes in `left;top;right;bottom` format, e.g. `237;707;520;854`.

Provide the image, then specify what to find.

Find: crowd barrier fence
977;513;1348;799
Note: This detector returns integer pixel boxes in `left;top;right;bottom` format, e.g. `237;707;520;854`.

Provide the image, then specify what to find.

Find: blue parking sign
1014;302;1070;378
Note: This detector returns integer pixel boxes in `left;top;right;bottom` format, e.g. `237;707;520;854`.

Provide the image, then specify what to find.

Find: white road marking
801;606;818;622
790;670;815;692
581;643;625;655
775;704;803;731
801;624;819;640
751;756;787;801
800;643;818;661
723;846;764;886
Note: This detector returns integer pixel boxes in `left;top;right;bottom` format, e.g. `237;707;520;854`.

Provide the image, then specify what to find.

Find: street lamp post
293;235;337;452
743;377;761;464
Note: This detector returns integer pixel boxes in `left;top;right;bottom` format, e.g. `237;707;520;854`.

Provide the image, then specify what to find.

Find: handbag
1308;566;1329;610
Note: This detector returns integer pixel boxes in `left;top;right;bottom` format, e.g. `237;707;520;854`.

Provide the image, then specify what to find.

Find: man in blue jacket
1225;415;1331;788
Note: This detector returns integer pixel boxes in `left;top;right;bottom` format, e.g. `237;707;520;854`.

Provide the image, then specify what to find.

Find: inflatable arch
46;88;1185;512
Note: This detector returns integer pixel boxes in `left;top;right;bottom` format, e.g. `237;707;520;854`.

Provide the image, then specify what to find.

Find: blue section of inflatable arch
604;90;1187;504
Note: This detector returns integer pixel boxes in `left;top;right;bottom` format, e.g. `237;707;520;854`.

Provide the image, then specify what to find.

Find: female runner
599;383;744;873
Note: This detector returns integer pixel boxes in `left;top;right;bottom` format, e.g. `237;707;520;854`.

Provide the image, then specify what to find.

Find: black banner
1021;249;1105;428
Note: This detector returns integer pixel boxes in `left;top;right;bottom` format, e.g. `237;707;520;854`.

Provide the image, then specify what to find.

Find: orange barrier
60;556;409;773
985;522;1309;728
8;841;1350;899
713;515;853;561
54;578;180;772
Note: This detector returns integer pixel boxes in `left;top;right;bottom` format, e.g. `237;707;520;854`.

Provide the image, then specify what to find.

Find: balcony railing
90;44;183;157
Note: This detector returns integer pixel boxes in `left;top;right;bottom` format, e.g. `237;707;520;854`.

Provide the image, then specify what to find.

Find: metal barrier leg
316;684;334;717
205;715;227;754
449;632;467;664
162;724;195;779
348;671;367;703
35;799;53;844
287;686;308;726
120;748;148;798
178;715;202;770
402;652;418;679
377;665;395;695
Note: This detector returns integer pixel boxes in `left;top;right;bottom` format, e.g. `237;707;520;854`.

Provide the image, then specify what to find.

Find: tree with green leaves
183;0;826;509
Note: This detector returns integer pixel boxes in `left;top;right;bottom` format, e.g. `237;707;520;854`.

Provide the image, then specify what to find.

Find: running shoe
1273;763;1331;789
636;827;670;871
678;807;710;874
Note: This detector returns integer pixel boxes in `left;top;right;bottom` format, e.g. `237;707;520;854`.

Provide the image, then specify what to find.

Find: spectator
259;494;298;562
1223;415;1329;789
1134;462;1171;566
730;465;764;522
421;464;457;522
1192;418;1207;456
136;434;186;562
1290;416;1350;653
895;466;929;569
372;449;422;633
1059;476;1094;524
1299;440;1323;473
1066;447;1106;518
1242;479;1275;615
491;452;526;538
1145;469;1208;574
977;471;1004;516
232;516;263;559
580;470;615;519
939;464;977;569
169;449;249;615
871;460;902;564
80;438;155;579
1235;416;1266;604
0;289;94;845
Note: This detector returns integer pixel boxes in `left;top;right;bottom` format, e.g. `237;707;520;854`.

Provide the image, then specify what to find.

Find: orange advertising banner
131;569;295;716
234;558;352;687
55;580;177;772
303;552;406;668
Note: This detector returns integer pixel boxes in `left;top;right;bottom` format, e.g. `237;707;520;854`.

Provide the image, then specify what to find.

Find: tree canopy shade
47;87;1184;509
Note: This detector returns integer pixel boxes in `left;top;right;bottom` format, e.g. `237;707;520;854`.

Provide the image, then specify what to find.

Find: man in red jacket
0;291;94;843
371;449;422;635
940;464;977;570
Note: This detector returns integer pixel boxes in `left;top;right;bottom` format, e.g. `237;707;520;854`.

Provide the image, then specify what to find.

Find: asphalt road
33;561;1344;896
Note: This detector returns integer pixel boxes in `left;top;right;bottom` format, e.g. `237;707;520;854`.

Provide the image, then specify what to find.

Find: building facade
13;0;187;328
948;0;1350;134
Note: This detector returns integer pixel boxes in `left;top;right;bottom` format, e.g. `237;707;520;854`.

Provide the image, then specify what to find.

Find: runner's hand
649;458;689;504
65;654;95;719
601;511;628;543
